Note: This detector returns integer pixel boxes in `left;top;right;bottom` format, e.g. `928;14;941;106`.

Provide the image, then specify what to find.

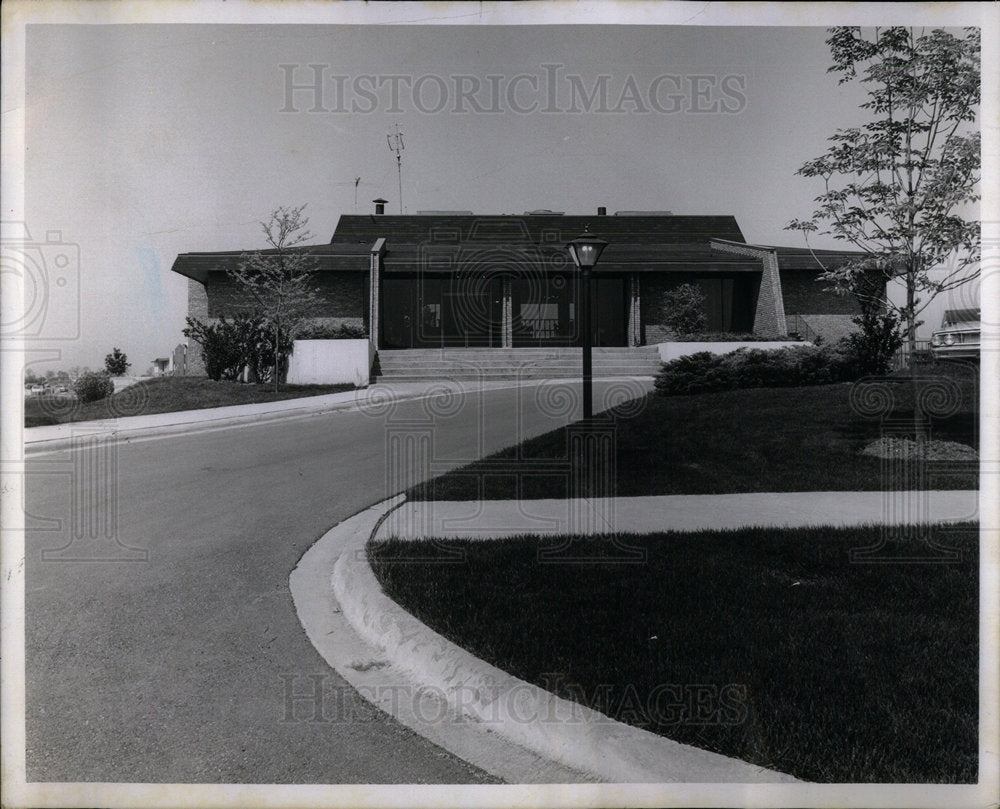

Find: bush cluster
183;314;292;383
73;371;115;403
654;343;862;396
296;322;368;339
666;332;798;343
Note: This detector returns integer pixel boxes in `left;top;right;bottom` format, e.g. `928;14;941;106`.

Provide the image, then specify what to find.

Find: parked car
27;384;45;395
930;308;980;359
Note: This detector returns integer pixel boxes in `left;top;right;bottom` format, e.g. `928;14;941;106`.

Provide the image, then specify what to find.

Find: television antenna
354;177;361;213
386;124;404;214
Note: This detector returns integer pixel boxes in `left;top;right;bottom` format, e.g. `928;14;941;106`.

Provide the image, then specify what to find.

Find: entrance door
591;277;626;347
442;277;501;346
381;278;414;348
381;276;502;348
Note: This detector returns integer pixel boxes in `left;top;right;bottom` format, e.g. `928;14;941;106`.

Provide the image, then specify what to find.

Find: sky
8;4;992;372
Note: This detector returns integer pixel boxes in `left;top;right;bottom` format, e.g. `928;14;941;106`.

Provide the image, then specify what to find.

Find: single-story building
171;203;874;376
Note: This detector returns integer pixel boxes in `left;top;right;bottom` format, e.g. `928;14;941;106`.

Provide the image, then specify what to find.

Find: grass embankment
24;376;358;427
409;378;978;499
370;523;979;783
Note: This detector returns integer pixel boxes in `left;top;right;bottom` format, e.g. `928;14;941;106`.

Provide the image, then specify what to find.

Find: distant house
150;357;170;376
171;204;874;375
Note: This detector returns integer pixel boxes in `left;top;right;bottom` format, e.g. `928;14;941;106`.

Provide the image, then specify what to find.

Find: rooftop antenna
386;124;404;214
354;177;361;213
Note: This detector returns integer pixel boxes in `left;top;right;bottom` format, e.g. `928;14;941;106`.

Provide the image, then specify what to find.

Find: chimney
597;206;607;216
373;198;388;215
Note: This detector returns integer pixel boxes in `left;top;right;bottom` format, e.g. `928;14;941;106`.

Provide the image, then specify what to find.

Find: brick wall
185;272;367;377
781;270;860;315
186;279;209;375
204;271;367;322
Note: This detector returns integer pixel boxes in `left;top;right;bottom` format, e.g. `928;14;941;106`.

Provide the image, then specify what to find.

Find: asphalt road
24;379;647;784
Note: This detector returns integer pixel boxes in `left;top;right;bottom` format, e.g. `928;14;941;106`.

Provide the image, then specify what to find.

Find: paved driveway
24;380;647;783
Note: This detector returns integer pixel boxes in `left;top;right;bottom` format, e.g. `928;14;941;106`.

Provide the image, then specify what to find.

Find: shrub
183;314;292;383
667;332;797;343
653;351;730;395
662;284;708;335
73;371;114;403
296;322;368;340
655;343;864;396
844;306;903;375
184;317;244;381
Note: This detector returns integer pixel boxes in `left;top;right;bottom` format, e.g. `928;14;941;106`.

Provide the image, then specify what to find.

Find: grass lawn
24;376;359;427
409;379;978;499
369;523;979;783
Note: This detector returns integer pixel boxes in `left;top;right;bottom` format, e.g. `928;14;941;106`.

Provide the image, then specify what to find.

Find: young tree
104;347;130;376
226;205;321;391
787;27;980;357
662;283;708;335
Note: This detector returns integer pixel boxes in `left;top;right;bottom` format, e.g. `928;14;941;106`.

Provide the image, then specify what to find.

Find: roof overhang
171;245;372;285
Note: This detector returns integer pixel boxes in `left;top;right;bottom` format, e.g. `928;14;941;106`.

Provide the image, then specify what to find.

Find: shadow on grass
370;523;979;783
408;380;978;499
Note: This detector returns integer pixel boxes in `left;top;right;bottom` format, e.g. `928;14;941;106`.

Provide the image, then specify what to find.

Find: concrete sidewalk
374;490;980;541
20;379;551;452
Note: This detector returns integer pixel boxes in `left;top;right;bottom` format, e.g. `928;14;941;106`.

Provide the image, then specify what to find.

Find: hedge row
654;344;863;396
664;332;800;343
296;322;368;340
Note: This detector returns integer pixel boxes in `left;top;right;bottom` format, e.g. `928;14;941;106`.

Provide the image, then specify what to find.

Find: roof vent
597;207;607;216
372;198;388;215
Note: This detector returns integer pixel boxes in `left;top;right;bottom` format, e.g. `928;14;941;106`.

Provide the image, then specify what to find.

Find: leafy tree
104;347;130;376
662;283;708;335
787;26;980;357
226;205;322;391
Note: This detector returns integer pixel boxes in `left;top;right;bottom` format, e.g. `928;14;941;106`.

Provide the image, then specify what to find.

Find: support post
628;272;641;346
581;266;593;420
369;238;385;350
501;276;513;348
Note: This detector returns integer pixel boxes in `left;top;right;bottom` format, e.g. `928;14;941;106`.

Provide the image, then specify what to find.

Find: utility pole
386;124;404;214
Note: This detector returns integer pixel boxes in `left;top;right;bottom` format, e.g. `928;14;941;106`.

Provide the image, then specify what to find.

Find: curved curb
290;497;593;784
329;499;799;784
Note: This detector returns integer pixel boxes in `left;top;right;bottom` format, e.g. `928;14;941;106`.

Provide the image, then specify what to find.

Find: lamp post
567;226;608;419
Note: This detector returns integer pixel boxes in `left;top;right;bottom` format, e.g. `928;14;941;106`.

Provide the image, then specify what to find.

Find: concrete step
375;348;662;381
377;359;661;369
377;370;657;381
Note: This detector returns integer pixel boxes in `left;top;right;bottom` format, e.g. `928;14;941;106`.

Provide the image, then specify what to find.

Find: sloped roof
384;241;760;274
331;213;747;246
757;244;870;271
